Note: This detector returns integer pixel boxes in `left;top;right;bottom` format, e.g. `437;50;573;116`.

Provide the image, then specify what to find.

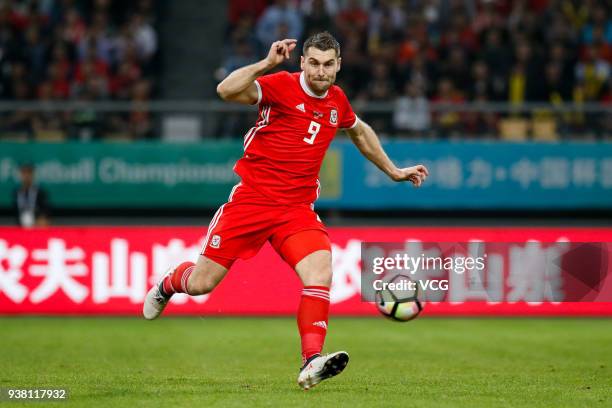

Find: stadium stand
219;0;612;139
0;0;611;140
0;0;158;141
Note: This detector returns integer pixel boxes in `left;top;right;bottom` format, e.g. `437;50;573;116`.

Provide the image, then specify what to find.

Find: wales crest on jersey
330;109;338;125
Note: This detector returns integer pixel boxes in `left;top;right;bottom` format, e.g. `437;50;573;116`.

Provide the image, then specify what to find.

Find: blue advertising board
2;141;611;210
317;141;612;209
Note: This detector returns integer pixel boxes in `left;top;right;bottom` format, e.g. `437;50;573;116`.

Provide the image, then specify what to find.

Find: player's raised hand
265;39;297;67
391;165;429;187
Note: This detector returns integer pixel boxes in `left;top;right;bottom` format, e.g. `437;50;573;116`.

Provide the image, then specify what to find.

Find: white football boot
143;267;173;320
297;351;349;390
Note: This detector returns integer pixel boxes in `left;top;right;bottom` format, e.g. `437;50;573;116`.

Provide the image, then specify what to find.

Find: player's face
300;47;341;95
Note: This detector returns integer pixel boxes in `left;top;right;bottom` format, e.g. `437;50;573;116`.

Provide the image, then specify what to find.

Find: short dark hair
303;31;340;57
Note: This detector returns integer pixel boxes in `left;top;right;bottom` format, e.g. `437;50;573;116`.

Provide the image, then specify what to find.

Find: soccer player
143;32;428;390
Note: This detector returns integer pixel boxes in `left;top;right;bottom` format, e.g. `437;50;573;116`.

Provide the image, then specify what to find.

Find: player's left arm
345;120;429;187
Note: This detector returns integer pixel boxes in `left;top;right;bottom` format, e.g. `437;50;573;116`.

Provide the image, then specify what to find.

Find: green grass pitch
1;317;610;407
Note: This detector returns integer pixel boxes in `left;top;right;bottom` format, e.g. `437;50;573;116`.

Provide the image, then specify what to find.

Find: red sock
161;261;195;295
297;286;330;363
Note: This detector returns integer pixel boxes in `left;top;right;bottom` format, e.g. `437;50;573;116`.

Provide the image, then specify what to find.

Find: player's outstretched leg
143;255;228;320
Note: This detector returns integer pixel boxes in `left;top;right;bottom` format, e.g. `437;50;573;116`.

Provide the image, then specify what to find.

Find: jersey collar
300;71;328;99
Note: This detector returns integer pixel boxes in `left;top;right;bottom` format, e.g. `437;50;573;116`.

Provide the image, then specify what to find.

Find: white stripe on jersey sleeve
340;115;360;130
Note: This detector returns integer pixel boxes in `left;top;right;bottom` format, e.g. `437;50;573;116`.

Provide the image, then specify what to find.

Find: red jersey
234;71;358;205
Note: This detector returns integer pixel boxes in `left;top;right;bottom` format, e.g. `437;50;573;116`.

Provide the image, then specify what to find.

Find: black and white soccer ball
375;274;423;322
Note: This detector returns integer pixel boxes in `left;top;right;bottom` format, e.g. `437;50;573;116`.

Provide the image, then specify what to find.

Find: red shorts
201;182;329;269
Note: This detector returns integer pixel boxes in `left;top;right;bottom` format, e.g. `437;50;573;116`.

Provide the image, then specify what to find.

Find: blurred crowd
219;0;612;139
2;0;611;141
0;0;158;141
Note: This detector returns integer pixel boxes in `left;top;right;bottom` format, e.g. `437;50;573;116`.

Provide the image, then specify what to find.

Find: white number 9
304;121;320;145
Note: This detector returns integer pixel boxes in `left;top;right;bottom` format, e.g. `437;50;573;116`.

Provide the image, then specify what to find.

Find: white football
375;274;424;322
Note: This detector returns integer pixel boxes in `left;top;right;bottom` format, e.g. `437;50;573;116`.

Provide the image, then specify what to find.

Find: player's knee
320;267;333;287
303;265;332;287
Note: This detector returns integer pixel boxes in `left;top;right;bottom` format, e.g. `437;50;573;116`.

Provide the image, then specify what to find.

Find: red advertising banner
1;226;611;316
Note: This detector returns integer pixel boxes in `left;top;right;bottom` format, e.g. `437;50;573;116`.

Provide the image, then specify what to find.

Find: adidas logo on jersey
312;321;328;330
296;103;305;112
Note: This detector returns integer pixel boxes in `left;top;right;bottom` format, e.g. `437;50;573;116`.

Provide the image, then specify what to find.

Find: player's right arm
346;120;429;187
216;39;297;105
